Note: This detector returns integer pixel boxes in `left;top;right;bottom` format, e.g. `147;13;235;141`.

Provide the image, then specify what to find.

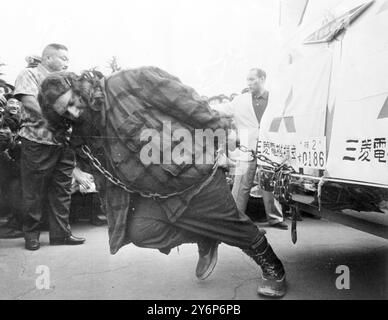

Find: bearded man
38;67;287;298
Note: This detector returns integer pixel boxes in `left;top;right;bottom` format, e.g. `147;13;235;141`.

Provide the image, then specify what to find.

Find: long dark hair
71;70;105;147
39;70;104;145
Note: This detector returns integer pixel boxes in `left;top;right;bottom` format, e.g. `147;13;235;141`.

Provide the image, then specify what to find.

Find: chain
238;144;296;205
81;144;219;200
82;141;295;203
238;144;299;243
237;144;296;173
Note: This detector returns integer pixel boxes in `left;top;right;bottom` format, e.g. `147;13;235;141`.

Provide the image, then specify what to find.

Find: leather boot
243;236;286;298
24;233;40;251
196;239;219;280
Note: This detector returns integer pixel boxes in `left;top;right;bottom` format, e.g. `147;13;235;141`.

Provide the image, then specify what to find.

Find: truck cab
258;0;388;239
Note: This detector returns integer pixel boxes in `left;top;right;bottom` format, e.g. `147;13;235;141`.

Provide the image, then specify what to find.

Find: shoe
25;238;40;251
50;234;86;245
255;246;286;297
90;215;107;226
258;273;287;298
243;237;287;298
196;240;219;280
0;227;24;239
269;221;288;230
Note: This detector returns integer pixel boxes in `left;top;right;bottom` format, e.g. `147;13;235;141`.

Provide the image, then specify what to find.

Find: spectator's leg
47;146;74;241
231;160;257;213
20;139;52;241
263;190;284;225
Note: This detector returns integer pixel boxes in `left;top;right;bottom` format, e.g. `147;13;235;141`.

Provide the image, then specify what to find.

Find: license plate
258;137;327;170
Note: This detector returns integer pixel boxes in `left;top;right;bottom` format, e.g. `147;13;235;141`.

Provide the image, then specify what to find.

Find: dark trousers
20;138;75;240
0;152;22;226
127;170;264;254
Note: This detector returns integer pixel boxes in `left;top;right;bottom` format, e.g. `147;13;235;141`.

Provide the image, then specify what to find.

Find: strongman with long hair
38;68;287;298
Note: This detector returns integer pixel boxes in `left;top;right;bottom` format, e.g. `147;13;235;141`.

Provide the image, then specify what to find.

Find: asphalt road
0;216;387;300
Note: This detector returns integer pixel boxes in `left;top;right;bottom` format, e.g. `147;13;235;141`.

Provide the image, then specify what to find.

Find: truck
257;0;388;240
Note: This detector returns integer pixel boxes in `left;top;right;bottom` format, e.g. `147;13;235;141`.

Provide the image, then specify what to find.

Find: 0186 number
302;151;325;168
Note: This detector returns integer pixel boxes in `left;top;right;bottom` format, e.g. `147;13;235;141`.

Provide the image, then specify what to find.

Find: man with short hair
4;96;22;132
216;68;287;230
14;43;85;251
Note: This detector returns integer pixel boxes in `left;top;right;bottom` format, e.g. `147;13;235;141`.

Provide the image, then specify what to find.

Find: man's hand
72;166;95;191
216;148;236;170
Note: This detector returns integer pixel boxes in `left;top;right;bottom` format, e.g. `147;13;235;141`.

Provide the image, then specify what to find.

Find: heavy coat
87;67;233;253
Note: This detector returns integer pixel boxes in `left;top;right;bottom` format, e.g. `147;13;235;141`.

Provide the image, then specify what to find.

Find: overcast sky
0;0;281;96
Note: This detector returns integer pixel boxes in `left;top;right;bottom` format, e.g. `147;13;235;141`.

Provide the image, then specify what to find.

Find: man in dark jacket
38;67;287;298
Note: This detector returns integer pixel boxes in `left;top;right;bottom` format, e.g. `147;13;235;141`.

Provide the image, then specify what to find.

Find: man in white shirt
215;68;288;230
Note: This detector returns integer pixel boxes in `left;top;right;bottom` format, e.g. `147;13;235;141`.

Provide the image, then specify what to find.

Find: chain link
238;144;299;243
237;144;296;173
82;142;295;205
237;144;296;205
81;145;219;199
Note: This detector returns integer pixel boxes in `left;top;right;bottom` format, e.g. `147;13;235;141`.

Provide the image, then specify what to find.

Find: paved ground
0;217;387;300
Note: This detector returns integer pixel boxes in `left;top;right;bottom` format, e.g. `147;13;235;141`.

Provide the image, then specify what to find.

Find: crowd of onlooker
0;79;23;237
0;57;107;239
